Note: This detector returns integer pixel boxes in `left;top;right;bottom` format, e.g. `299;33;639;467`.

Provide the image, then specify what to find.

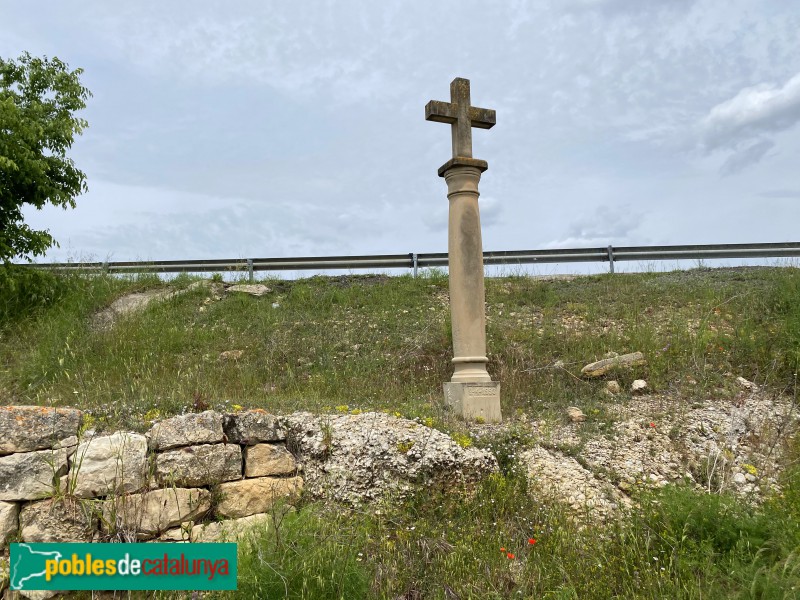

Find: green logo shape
10;543;237;591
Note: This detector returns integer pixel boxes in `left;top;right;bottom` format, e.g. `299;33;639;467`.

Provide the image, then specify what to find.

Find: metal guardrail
21;242;800;280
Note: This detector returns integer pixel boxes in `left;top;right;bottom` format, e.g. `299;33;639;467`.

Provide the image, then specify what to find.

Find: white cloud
718;140;775;176
702;72;800;150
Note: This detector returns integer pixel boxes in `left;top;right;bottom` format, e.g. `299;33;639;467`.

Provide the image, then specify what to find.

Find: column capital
438;156;489;177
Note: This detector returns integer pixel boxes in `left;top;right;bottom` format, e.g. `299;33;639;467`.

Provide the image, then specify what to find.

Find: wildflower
528;538;536;545
231;404;243;412
649;422;656;428
507;553;515;560
500;547;506;552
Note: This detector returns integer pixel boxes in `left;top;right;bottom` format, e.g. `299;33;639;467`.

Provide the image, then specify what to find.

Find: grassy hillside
2;267;799;431
1;266;800;598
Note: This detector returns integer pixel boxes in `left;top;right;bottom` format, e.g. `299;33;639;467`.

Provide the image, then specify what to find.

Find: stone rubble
284;411;498;505
517;387;798;513
522;446;630;521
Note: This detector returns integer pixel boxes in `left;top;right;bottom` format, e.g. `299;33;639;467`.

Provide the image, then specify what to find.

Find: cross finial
425;77;495;160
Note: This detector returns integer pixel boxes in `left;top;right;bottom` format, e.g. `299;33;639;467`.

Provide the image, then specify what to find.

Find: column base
443;381;502;423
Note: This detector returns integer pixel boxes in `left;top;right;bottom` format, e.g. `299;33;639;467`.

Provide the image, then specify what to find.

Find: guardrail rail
20;242;800;280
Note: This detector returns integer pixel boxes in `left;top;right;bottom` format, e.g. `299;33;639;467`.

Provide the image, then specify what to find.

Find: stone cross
426;77;502;423
425;77;496;160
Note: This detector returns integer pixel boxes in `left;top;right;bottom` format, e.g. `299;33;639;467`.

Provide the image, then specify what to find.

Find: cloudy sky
3;0;800;269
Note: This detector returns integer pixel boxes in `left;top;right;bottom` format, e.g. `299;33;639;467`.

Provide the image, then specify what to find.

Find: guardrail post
412;253;418;278
247;259;254;283
607;245;614;274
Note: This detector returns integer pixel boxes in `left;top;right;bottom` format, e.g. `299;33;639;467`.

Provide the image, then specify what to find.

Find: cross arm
425;100;456;123
425;101;496;129
469;107;496;129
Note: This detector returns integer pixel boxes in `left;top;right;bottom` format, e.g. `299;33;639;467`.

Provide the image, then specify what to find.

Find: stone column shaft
445;165;491;383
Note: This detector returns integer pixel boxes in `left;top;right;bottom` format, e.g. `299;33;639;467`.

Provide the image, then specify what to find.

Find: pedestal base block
443;381;502;423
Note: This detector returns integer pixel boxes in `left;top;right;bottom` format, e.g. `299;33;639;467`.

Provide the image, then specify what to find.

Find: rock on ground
285;412;498;505
581;351;646;378
91;281;209;330
225;284;272;297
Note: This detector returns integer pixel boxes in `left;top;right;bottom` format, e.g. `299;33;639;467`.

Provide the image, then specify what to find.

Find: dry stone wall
0;406;302;550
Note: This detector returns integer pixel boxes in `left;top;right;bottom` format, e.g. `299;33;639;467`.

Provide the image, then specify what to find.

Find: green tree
0;52;91;264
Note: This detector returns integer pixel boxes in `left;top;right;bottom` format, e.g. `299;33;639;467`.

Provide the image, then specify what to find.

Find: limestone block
224;410;287;444
244;444;296;477
581;352;646;378
191;512;276;542
0;447;73;501
19;498;96;543
147;410;223;451
443;382;501;423
155;443;242;487
71;432;148;498
0;406;82;455
102;488;210;538
0;501;19;546
631;379;648;394
217;476;303;519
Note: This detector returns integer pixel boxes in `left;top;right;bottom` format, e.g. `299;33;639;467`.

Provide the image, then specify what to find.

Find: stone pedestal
443;381;501;423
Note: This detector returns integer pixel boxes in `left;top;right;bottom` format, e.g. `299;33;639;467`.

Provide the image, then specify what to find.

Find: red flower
649;422;656;428
528;538;536;545
507;552;515;559
500;547;506;552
